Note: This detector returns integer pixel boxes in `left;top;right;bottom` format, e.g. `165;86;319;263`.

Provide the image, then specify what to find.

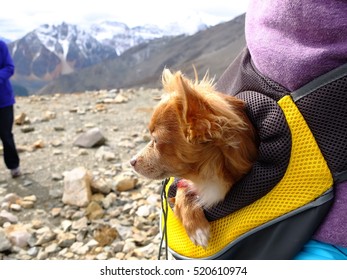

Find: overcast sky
1;0;249;41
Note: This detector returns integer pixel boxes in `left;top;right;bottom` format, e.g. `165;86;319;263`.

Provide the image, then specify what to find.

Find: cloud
1;0;248;40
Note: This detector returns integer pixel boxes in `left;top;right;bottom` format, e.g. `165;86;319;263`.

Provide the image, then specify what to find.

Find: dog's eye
150;137;157;147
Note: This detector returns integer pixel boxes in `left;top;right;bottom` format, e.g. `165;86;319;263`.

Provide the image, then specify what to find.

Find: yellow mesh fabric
162;95;333;259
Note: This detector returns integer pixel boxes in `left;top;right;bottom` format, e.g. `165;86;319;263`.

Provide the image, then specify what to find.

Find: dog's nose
130;157;137;167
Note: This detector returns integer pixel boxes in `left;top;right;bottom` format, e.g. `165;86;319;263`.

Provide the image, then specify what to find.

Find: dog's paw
174;184;211;248
189;225;210;248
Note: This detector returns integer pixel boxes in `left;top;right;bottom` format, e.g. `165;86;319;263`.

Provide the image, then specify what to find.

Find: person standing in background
0;39;21;178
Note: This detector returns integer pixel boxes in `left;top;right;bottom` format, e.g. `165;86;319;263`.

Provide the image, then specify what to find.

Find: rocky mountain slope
8;14;215;94
8;23;117;93
88;18;208;55
39;14;246;94
9;14;245;95
0;88;171;260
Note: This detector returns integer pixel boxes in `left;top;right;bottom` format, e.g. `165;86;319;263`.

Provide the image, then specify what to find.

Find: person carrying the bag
159;0;347;260
0;39;21;178
243;0;347;259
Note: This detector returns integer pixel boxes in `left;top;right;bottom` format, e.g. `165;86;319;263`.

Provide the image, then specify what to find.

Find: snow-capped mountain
35;22;115;68
9;22;116;81
88;16;208;55
8;14;222;92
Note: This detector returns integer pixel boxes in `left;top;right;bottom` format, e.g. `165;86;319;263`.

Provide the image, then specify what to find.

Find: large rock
4;224;32;248
62;167;92;207
73;127;106;148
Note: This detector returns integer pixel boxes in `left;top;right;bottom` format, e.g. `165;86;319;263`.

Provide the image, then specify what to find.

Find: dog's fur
131;69;258;247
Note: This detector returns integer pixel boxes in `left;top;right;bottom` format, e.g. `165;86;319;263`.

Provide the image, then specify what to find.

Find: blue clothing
294;240;347;260
0;40;15;108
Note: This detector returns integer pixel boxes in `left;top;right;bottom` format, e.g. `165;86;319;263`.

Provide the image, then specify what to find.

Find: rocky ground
0;88;173;260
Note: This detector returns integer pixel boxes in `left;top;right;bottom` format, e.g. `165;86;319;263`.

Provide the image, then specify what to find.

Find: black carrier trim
172;189;334;260
291;63;347;102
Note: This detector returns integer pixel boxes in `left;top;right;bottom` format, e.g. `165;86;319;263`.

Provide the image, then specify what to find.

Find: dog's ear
161;68;246;144
162;68;204;122
173;72;215;144
175;72;247;145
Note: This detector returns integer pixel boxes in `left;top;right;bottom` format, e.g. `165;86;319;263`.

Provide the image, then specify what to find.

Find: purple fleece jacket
245;0;347;91
245;0;347;247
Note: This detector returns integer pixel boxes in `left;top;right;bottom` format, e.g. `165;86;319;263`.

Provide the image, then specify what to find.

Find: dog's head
131;69;256;183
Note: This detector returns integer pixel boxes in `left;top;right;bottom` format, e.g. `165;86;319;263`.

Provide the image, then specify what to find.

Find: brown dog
131;69;258;247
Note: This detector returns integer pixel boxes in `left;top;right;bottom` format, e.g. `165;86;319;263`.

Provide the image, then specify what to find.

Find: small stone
51;208;62;217
57;232;76;248
95;146;117;162
114;174;138;192
96;252;110;260
15;112;27;125
136;205;152;217
0;210;18;224
35;230;57;246
43;111;56;121
53;149;63;155
54;126;65;131
31;220;44;230
133;243;156;258
20;125;35;133
52;173;63;181
91;177;111;194
27;247;39;257
23;195;37;202
32;139;44;149
37;249;49;260
85;201;104;220
23;180;33;187
3;193;19;204
18;200;34;209
71;242;89;255
102;192;117;209
72;217;88;231
112;241;125;253
115;252;125;260
61;220;72;232
93;226;118;246
45;243;60;254
10;204;22;211
123;240;136;253
51;140;62;147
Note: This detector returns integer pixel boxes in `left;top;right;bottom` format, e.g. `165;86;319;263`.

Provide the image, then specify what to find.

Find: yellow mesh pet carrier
161;96;332;259
159;50;346;259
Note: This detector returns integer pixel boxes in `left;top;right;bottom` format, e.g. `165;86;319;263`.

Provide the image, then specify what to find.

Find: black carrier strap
290;63;347;177
292;63;347;102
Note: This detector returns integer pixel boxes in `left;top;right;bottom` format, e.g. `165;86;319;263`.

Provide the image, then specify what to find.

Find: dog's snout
130;157;137;167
